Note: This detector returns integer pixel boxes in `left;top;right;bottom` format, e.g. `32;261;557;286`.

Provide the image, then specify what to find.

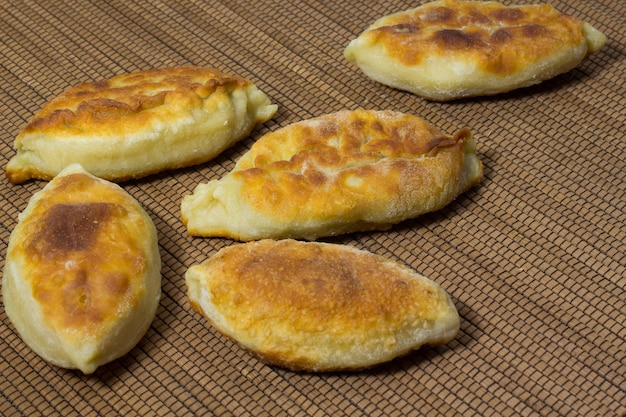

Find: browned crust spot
16;172;148;333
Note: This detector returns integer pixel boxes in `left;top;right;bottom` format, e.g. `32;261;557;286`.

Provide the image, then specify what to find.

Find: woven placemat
1;1;624;416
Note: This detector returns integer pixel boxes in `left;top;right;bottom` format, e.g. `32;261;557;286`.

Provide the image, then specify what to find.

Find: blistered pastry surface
21;66;249;138
361;0;584;76
232;109;470;221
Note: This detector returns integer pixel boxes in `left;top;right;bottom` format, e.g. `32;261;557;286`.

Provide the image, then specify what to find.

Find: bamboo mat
1;0;624;416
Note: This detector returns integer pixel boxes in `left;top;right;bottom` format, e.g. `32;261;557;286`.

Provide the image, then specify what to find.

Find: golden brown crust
2;164;161;373
186;239;460;371
181;109;483;241
18;174;148;335
366;1;583;76
22;67;248;137
233;110;470;220
6;66;277;183
344;0;607;100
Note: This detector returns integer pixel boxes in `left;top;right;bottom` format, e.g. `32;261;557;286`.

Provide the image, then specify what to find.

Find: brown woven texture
0;0;624;416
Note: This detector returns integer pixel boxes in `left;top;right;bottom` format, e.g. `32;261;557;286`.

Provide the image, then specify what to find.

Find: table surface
1;1;624;416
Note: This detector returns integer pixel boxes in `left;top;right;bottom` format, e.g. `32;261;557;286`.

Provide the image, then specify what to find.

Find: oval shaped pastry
344;0;607;101
5;66;277;183
181;109;483;241
186;239;460;372
2;164;161;373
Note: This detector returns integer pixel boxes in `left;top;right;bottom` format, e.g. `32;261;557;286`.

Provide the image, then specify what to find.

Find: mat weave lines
0;1;624;416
